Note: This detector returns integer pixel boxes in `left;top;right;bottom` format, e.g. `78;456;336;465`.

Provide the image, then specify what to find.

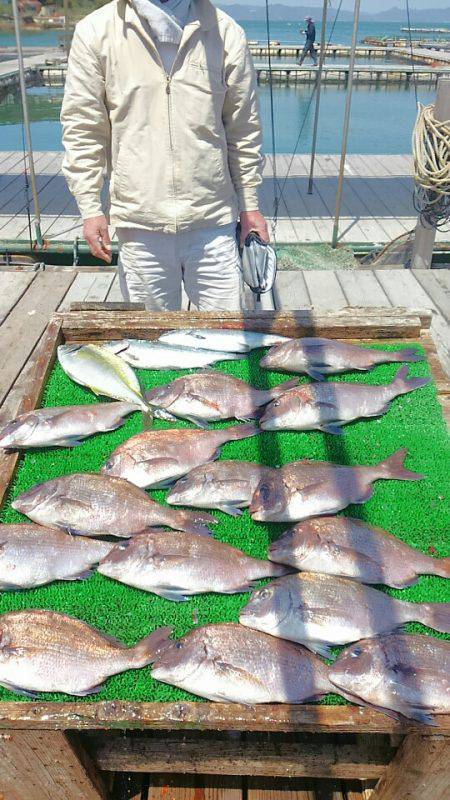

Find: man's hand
239;211;269;246
83;215;112;263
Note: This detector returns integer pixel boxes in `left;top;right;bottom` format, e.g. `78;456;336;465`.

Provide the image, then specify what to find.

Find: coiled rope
412;101;450;228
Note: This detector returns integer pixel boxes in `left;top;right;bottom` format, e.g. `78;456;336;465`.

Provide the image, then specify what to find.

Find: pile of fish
0;326;448;724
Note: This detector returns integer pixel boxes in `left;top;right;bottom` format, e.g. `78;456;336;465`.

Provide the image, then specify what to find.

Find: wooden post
0;729;109;800
370;733;450;800
411;77;450;269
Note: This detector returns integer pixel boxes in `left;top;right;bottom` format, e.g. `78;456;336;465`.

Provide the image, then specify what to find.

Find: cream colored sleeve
60;24;111;219
222;29;264;214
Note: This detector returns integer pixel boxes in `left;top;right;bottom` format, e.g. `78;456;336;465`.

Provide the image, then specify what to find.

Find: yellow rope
412;102;450;203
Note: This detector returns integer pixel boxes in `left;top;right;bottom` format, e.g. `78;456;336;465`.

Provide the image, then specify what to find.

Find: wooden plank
370;733;450;800
0;729;108;800
273;272;311;310
106;274;124;302
58;272;98;310
147;773;242;800
413;269;450;322
87;731;395;779
111;772;144;800
0;701;447;733
247;776;364;800
303;270;348;311
60;309;424;342
0;271;75;405
336;271;392;308
0;270;37;324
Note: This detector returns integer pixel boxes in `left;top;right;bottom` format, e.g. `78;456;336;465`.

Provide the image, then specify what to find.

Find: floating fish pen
254;63;450;86
0;306;448;798
248;44;388;59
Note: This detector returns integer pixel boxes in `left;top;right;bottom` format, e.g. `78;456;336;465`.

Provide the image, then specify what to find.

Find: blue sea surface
0;19;444;153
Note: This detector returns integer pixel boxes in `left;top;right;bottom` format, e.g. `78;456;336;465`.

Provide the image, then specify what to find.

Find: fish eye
258;588;272;600
259;484;271;502
351;647;362;658
175;642;183;650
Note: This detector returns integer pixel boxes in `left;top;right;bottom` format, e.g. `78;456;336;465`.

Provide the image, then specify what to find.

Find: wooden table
0;305;449;800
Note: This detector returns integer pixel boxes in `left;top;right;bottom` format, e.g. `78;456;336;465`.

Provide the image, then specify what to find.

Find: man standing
61;0;268;310
298;15;317;66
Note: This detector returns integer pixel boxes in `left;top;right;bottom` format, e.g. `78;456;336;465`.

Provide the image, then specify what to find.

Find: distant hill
218;3;450;23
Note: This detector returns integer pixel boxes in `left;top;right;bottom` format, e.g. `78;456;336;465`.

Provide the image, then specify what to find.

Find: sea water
0;19;444;153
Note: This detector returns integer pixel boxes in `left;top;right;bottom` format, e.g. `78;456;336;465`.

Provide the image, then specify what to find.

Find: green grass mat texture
0;343;448;704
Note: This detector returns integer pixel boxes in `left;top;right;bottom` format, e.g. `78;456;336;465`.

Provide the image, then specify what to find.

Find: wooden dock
390;45;450;66
0;49;65;95
1;151;449;247
254;62;450;84
249;43;388;59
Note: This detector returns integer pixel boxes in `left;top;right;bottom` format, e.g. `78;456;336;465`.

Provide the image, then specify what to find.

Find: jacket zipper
165;73;177;232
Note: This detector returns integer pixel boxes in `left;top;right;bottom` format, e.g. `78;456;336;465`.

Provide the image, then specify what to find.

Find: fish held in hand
0;401;137;450
98;530;289;601
158;328;291;353
250;448;423;522
0;609;171;697
12;473;216;538
167;460;275;516
58;343;149;412
329;634;450;725
101;422;260;489
0;524;112;589
239;572;450;658
151;623;332;703
103;339;242;369
260;366;430;434
269;516;450;588
145;372;298;426
260;338;422;380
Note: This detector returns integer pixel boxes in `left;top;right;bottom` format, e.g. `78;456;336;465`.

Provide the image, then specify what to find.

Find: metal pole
331;0;361;247
63;0;70;57
410;77;450;269
308;0;329;194
11;0;43;247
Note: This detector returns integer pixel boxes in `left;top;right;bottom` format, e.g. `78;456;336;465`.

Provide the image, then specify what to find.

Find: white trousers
117;225;243;311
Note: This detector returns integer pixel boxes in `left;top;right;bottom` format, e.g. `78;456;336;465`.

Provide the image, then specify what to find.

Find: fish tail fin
392;365;431;395
433;557;450;579
266;561;293;578
387;347;423;363
131;626;173;666
141;408;154;430
413;602;450;633
267;377;299;400
376;448;424;482
174;509;217;537
226;422;261;441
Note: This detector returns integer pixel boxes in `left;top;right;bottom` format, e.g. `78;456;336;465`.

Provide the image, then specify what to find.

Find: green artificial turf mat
0;341;449;704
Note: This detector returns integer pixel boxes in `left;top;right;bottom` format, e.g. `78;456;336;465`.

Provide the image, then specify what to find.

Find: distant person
298;15;317;66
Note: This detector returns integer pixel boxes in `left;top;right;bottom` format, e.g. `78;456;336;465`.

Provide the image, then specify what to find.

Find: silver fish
103;339;242;369
249;448;423;522
145;372;298;427
0;401;137;449
151;623;332;703
58;343;149;412
98;530;288;600
158;328;291;353
329;634;450;725
0;524;112;589
260;366;430;434
0;609;171;697
101;422;260;489
260;338;422;380
167;460;275;516
239;572;450;658
269;516;450;588
12;473;216;538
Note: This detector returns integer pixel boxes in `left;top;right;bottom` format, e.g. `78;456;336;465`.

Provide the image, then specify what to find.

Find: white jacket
60;0;263;232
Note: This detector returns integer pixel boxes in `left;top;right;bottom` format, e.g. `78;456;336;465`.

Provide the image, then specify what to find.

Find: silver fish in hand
0;609;171;697
98;530;289;600
12;473;216;538
269;516;450;588
260;338;422;380
239;572;450;658
0;401;137;449
151;623;332;703
260;366;430;434
101;422;260;489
